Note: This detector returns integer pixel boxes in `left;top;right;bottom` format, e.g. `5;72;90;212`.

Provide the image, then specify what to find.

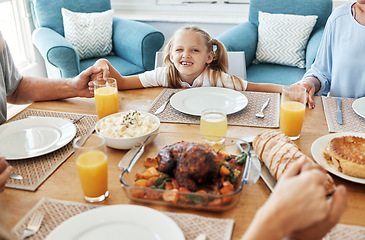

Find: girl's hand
93;59;110;79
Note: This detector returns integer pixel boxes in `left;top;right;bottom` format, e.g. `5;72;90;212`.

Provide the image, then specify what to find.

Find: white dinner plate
0;117;76;160
45;205;185;240
311;132;365;184
170;87;248;116
352;97;365;119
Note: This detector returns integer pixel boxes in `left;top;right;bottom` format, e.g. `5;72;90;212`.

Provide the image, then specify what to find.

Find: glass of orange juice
200;108;227;145
280;85;306;140
73;134;109;203
94;78;119;119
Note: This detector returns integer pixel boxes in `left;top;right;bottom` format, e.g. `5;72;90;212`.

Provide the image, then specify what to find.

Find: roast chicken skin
157;142;223;192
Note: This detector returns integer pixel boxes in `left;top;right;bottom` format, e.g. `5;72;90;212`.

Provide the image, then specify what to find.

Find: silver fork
21;211;44;239
255;98;270;118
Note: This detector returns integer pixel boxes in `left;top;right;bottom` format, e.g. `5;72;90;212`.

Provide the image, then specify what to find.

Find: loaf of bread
323;136;365;178
253;129;336;195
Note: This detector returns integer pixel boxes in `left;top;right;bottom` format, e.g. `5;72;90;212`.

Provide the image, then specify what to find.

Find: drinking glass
94;78;119;119
200;108;227;145
73;134;109;203
280;85;306;140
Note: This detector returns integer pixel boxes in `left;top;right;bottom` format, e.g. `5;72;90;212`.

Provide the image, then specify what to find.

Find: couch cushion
62;8;113;60
247;63;305;85
255;11;317;68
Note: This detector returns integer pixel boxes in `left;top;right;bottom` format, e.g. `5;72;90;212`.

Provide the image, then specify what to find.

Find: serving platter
170;87;248;116
119;132;261;211
0;117;76;160
311;132;365;184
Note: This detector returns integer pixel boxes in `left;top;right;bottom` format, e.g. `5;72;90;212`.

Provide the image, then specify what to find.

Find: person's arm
241;158;346;240
7;66;102;104
295;76;321;109
92;59;144;90
246;82;283;93
0;157;12;192
285;185;347;240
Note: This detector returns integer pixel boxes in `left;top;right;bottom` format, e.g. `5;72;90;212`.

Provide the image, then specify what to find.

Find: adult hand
0;156;12;192
263;158;330;235
295;77;319;109
72;66;103;98
285;185;347;240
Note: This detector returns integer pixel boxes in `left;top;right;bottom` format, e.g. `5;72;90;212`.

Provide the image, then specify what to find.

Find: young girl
92;25;282;93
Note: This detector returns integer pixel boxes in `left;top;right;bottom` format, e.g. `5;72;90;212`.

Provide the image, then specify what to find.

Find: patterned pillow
255;11;318;68
62;8;113;60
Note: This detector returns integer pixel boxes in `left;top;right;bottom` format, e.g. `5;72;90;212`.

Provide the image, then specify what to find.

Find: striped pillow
255;11;317;68
62;8;113;60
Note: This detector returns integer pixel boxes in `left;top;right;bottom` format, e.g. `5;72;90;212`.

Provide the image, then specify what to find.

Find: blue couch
217;0;332;85
31;0;165;78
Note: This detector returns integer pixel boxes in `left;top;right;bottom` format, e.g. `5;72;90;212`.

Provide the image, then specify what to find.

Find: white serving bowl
95;111;160;150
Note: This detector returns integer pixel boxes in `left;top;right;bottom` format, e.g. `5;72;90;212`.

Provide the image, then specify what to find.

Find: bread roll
253;130;336;195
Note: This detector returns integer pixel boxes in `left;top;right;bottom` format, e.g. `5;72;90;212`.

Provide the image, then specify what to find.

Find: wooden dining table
1;87;364;239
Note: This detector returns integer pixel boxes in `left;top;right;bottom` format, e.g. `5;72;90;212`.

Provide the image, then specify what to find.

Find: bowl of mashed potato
95;110;160;149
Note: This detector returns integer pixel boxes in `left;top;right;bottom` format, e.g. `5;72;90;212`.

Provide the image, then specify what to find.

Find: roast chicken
156;141;223;192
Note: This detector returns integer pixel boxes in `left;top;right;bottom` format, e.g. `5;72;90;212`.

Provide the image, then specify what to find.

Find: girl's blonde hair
163;25;244;90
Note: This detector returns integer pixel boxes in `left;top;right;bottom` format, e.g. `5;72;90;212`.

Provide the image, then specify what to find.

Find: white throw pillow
255;11;318;68
62;8;113;60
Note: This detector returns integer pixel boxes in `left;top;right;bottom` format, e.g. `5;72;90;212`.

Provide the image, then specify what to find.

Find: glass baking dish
119;132;261;211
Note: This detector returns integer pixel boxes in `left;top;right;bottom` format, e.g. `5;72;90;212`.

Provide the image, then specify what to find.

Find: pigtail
209;39;228;73
207;38;245;91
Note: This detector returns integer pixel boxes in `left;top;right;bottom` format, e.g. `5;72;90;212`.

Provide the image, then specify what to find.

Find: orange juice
200;111;227;144
280;101;305;138
76;150;108;198
94;86;119;119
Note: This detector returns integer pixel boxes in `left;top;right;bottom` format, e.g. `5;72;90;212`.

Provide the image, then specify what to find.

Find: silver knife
336;98;343;125
154;92;175;115
240;136;275;191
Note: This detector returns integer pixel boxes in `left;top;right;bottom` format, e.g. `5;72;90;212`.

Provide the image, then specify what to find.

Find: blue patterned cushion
62;8;113;60
255;11;317;68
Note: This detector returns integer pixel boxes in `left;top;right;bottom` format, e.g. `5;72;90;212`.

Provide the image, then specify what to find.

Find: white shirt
138;67;247;90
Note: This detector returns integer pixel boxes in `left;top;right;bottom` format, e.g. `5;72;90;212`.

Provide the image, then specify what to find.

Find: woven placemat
12;198;234;240
5;109;98;191
148;88;280;128
322;97;365;133
324;224;365;240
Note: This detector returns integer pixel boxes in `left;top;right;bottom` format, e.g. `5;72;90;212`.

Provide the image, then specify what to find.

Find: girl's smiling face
169;30;213;84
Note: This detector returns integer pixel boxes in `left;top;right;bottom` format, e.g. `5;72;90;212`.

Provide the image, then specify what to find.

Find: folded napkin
12;198;234;240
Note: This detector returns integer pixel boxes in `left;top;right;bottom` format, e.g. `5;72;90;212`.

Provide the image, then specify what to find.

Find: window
0;0;34;69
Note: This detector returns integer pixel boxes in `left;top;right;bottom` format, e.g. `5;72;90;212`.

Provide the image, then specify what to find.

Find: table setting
1;87;365;240
322;96;365;133
2;109;98;191
148;88;280;128
12;198;235;240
